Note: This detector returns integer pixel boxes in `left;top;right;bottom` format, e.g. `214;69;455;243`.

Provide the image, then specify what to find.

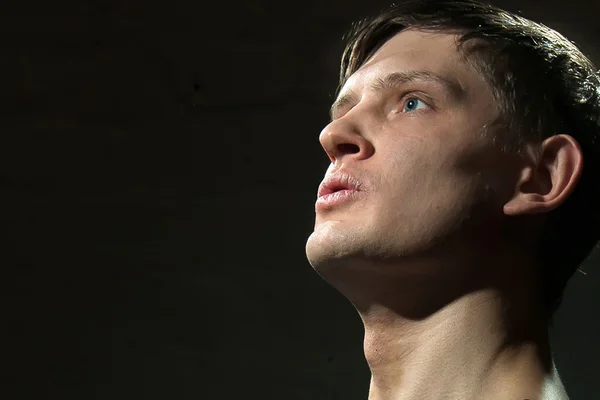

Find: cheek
380;134;454;192
378;137;481;226
376;115;486;203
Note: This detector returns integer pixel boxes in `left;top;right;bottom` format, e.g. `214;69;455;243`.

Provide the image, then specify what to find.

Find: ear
503;134;583;216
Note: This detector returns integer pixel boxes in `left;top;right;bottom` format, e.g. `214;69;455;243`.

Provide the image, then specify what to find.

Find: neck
322;246;566;400
362;290;559;400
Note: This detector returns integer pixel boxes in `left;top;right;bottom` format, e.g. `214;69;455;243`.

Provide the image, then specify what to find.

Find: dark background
3;0;599;399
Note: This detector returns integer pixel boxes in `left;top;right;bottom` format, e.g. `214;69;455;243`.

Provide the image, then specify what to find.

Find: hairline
341;28;506;105
340;28;512;148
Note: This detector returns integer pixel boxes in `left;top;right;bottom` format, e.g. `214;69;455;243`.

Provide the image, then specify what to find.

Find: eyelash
396;92;432;114
331;92;433;121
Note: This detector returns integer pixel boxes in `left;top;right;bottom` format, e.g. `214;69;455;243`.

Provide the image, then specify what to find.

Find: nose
319;117;375;164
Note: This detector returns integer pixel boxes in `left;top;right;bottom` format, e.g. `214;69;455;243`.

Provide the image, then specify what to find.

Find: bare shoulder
540;364;569;400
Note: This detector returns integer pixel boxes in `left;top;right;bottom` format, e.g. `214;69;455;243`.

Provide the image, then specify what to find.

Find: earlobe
503;134;583;216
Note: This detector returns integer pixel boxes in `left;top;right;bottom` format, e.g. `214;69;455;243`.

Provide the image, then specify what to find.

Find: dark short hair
338;0;600;318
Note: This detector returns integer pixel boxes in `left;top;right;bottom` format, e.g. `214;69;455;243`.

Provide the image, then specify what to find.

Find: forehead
342;29;480;94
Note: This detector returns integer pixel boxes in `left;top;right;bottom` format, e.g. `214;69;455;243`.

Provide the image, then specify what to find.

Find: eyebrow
329;70;464;120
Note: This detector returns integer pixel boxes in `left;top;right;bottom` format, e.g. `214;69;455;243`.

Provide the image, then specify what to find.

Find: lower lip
315;189;360;211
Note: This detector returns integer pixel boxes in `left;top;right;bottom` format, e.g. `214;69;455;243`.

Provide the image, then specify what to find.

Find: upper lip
318;171;363;197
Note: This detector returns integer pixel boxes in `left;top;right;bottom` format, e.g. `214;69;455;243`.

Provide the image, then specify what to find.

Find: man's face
306;30;516;271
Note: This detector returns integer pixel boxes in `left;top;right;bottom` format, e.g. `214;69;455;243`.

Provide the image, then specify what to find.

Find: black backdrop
3;0;599;399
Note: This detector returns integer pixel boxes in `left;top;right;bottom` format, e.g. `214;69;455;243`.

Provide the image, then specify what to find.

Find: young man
305;1;600;399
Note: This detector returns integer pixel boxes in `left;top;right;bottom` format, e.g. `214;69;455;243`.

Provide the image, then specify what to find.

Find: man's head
305;0;600;319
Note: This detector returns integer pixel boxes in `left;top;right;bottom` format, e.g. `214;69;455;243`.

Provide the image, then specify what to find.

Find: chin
306;219;388;274
307;223;357;268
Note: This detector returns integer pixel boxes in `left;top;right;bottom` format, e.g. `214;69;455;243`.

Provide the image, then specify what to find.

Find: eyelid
331;90;434;121
397;91;434;112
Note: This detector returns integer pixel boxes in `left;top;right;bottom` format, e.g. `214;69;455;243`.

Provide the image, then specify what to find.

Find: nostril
337;143;360;154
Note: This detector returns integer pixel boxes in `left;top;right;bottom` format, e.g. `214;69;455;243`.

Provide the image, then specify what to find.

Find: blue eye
402;97;428;112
